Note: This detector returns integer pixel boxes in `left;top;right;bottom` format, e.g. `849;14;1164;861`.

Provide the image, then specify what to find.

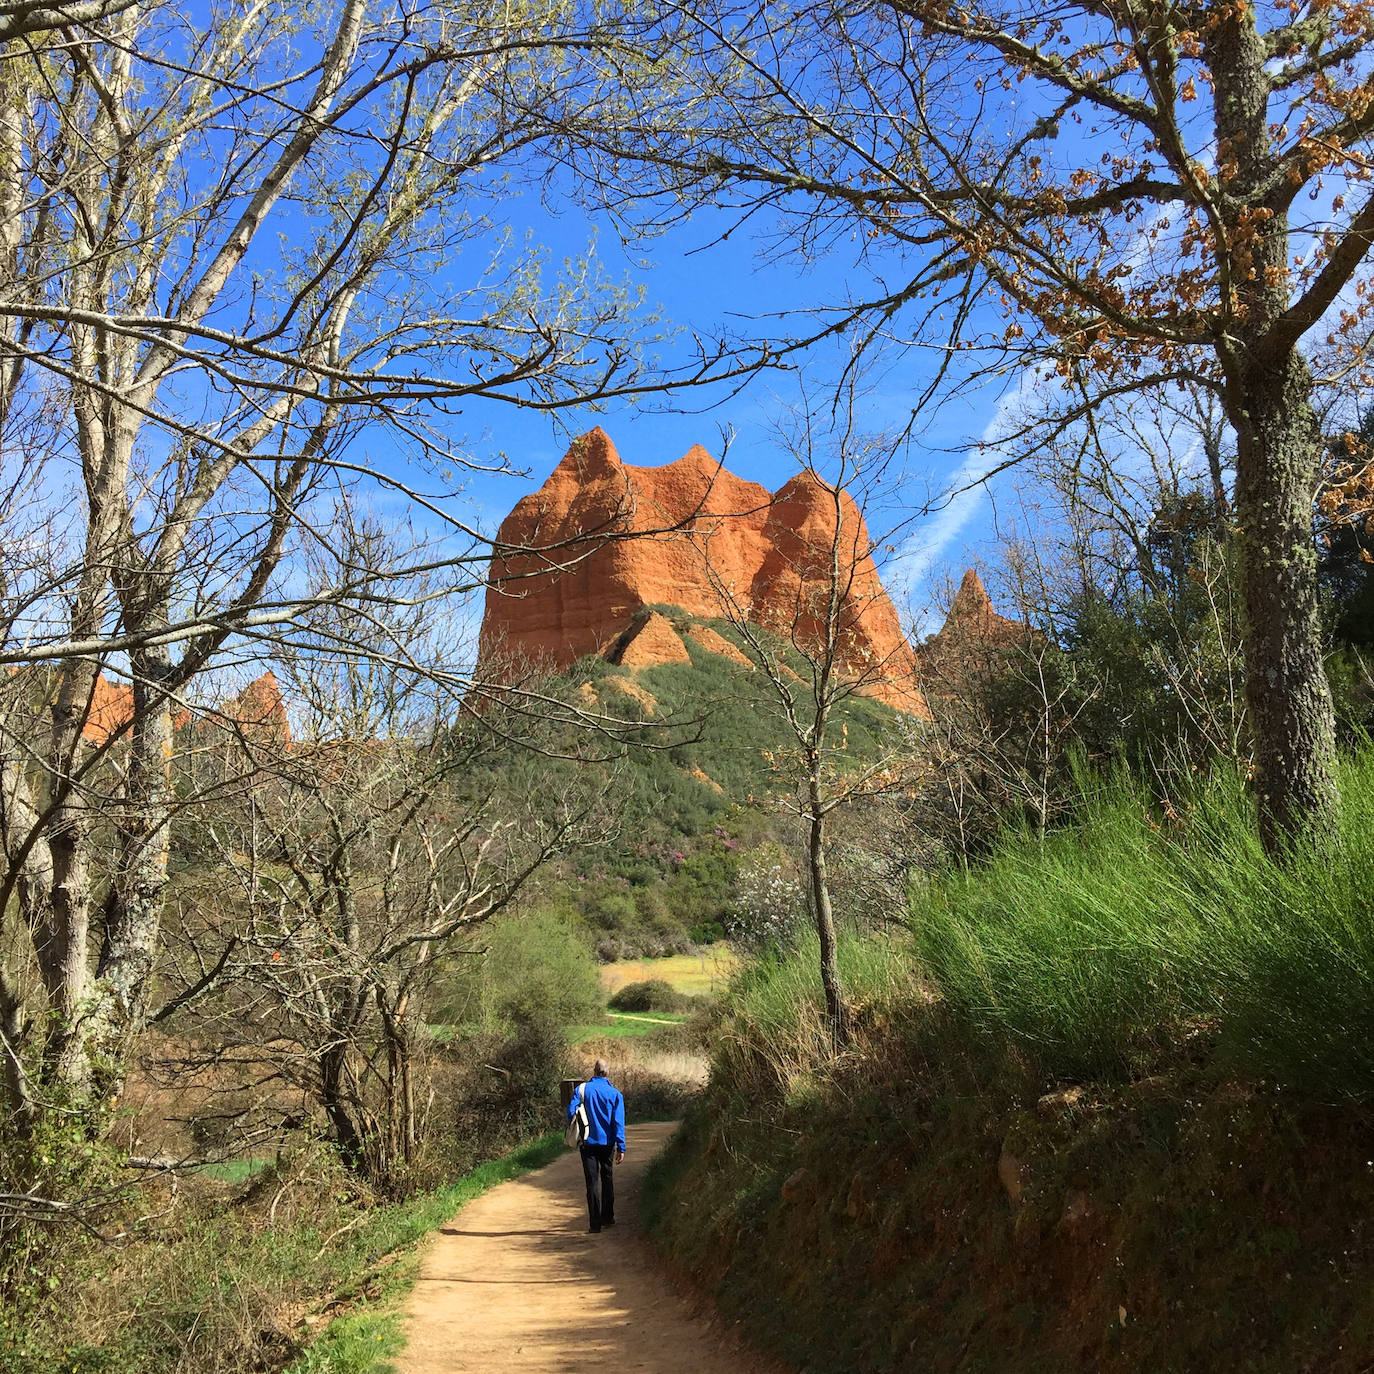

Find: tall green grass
714;931;922;1096
719;748;1374;1100
914;749;1374;1095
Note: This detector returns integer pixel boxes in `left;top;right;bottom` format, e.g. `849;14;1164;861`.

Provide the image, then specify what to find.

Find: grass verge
10;1133;563;1374
639;746;1374;1371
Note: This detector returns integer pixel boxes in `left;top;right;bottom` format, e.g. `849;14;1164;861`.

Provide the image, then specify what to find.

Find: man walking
568;1058;626;1233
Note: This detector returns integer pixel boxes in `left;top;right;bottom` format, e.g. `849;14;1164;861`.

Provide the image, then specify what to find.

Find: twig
313;1213;366;1260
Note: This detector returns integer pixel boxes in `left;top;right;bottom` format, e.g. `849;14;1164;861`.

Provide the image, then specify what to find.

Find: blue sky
412;188;1013;636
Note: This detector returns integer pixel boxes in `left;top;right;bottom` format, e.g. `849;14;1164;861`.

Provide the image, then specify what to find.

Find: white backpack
564;1080;589;1147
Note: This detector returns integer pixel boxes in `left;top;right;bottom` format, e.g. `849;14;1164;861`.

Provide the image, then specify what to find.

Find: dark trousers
580;1142;615;1230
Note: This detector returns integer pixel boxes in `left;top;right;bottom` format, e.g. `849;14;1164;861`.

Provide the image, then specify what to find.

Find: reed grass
722;748;1374;1099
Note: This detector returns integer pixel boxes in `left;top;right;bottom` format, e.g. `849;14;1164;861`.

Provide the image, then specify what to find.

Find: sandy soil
399;1120;790;1373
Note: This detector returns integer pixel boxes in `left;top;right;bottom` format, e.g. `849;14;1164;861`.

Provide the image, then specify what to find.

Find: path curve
400;1121;790;1373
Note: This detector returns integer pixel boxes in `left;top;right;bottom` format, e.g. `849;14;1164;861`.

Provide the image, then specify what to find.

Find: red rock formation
604;611;691;669
748;471;927;715
83;675;136;747
479;429;773;670
480;429;930;716
915;569;1029;699
943;568;1023;644
221;670;291;743
79;671;291;746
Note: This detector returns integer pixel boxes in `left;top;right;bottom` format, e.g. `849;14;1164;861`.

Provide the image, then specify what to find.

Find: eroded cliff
479;428;928;715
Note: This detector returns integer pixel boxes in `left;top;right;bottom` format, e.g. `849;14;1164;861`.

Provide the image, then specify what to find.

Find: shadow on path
400;1120;790;1374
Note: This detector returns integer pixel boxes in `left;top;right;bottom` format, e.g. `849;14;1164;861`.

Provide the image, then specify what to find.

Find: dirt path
400;1121;789;1373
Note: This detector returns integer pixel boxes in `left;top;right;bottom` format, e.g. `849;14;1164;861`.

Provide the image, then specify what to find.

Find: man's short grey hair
593;1058;609;1077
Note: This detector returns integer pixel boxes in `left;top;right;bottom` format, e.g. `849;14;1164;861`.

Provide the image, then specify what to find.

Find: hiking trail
400;1120;789;1373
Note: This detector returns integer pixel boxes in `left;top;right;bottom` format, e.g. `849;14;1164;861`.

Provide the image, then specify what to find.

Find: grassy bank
646;1041;1374;1373
644;751;1374;1372
9;1134;563;1374
716;751;1374;1099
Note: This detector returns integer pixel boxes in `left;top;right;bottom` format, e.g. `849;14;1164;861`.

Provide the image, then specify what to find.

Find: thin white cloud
893;204;1178;616
892;363;1051;609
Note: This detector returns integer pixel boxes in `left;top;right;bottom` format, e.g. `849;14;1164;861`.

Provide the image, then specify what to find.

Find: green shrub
607;979;693;1013
912;767;1207;1077
708;746;1374;1103
912;748;1374;1095
581;885;639;932
480;906;601;1029
485;1017;569;1132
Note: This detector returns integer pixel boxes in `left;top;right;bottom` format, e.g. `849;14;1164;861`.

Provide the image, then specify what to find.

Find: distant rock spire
948;568;996;624
914;568;1029;697
78;671;291;746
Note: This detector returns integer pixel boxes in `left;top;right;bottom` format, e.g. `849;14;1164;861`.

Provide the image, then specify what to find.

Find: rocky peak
948;568;997;626
915;568;1028;696
936;568;1023;645
222;670;290;741
78;671;291;746
479;430;928;715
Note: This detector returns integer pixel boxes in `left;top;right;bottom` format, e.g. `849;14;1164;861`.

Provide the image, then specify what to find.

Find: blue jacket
569;1075;626;1152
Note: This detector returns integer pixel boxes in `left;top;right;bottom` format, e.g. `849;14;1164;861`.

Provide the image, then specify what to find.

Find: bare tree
918;591;1093;849
581;0;1374;847
175;719;596;1183
992;382;1250;772
152;550;607;1184
702;406;920;1047
1015;385;1233;594
0;0;705;1121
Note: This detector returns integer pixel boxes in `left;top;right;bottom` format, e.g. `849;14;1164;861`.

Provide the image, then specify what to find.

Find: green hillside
484;605;908;960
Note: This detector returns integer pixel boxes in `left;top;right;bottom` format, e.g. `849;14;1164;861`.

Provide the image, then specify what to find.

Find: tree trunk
320;1042;365;1169
806;777;849;1050
0;730;51;1120
384;1013;402;1172
43;660;101;1093
1205;5;1340;850
92;645;176;1085
0;970;30;1123
0;721;54;941
1230;350;1339;849
401;1039;416;1164
374;982;418;1176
